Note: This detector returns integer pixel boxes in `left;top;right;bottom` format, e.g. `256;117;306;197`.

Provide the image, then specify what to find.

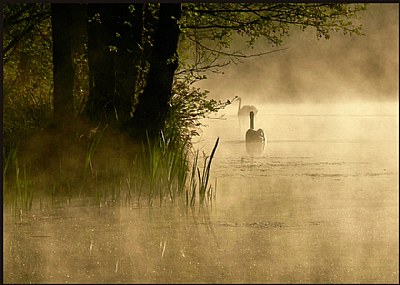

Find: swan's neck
250;112;254;129
238;97;241;113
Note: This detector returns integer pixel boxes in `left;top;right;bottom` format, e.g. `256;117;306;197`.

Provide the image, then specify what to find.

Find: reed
83;125;108;178
3;145;34;215
199;137;219;204
8;158;34;215
2;145;17;194
139;130;191;206
187;138;219;206
3;128;219;211
125;175;133;205
188;150;199;206
123;130;219;208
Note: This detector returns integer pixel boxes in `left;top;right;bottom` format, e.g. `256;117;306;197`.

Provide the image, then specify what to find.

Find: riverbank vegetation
3;3;367;214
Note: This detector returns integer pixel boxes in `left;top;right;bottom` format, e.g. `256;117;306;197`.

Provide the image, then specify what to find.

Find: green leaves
166;77;232;144
179;3;367;72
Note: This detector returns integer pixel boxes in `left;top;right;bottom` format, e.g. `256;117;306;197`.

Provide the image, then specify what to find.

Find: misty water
3;102;399;284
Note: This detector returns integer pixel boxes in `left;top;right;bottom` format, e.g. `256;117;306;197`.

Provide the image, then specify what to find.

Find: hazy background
195;4;399;104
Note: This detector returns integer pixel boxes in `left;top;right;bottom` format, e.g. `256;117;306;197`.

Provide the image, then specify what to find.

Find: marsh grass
83;125;108;178
3;146;34;216
198;137;219;204
187;138;219;206
3;128;220;213
142;131;192;206
3;145;16;192
17;162;34;212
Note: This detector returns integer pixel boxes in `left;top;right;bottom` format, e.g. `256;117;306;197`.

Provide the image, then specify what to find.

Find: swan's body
246;111;265;154
237;97;258;117
246;128;265;144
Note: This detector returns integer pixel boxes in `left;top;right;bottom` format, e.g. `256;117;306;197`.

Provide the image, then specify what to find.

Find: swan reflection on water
245;111;266;155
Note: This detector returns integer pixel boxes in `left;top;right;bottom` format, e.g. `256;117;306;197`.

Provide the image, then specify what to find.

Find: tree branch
184;33;288;59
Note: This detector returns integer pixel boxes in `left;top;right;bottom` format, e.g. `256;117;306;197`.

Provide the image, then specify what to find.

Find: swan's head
234;96;241;102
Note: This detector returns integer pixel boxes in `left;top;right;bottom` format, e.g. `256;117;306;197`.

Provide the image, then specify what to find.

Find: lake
3;101;399;283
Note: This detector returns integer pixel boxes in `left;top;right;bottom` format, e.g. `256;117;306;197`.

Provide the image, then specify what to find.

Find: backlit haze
195;4;399;105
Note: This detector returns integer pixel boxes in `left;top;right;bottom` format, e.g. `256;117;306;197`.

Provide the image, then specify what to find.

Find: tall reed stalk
198;137;219;204
10;158;33;214
3;146;17;193
143;130;191;206
127;130;219;208
3;146;34;215
83;125;108;177
188;138;219;206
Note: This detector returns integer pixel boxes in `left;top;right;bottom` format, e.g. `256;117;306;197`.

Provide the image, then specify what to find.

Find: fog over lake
3;3;398;284
4;101;398;283
196;4;398;104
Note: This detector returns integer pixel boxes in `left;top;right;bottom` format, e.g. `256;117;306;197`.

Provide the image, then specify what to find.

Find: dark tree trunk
85;4;143;126
69;4;88;55
130;3;158;112
135;3;158;86
130;3;182;140
51;4;75;127
113;4;144;126
85;4;116;123
69;4;88;115
18;50;30;85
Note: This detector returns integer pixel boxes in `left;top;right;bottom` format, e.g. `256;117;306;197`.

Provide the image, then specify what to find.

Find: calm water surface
3;102;399;283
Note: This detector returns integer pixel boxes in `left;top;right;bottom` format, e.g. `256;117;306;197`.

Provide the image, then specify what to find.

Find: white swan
237;96;258;117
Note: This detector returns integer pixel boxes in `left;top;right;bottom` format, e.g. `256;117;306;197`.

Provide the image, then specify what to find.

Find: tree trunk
113;4;144;126
130;3;182;140
51;4;75;127
85;4;143;126
69;4;88;115
85;4;116;123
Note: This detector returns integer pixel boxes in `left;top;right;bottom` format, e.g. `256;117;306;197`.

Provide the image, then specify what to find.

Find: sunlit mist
196;4;399;104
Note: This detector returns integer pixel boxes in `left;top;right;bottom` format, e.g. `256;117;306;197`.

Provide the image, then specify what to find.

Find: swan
246;111;265;143
237;96;258;117
246;111;265;155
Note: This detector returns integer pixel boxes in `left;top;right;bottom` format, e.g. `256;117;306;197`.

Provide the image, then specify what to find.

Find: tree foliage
2;3;368;145
178;3;367;77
